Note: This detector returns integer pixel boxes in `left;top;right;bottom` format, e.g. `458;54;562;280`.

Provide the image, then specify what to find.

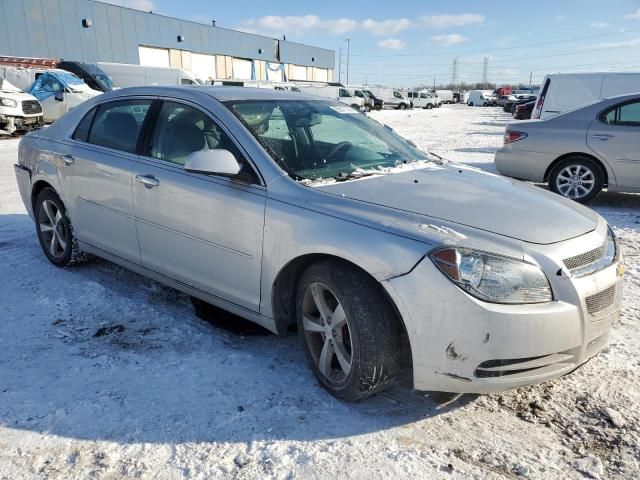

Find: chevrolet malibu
14;87;624;401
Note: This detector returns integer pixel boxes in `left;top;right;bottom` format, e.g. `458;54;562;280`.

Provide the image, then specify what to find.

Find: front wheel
34;188;86;267
399;103;407;110
548;157;604;203
426;104;433;110
296;260;403;401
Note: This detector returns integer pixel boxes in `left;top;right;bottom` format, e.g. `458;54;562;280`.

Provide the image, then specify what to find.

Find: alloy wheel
301;282;353;383
38;199;68;258
555;164;595;199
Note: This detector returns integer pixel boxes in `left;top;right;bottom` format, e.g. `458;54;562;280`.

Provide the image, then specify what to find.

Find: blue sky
108;0;640;86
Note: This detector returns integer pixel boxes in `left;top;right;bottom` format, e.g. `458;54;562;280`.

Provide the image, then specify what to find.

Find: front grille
22;100;42;115
564;242;607;271
475;352;574;378
585;285;616;315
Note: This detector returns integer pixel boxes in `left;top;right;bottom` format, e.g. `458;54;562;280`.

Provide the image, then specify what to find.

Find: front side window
87;100;151;153
181;78;197;85
604;100;640;126
227;100;431;181
149;101;248;173
339;89;351;97
393;91;402;99
355;91;364;98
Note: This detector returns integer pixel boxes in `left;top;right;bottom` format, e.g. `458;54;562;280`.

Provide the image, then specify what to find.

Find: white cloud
625;8;640;20
102;0;155;11
420;14;484;28
596;38;640;48
238;15;357;36
377;38;406;50
430;34;468;46
362;18;411;35
590;22;610;28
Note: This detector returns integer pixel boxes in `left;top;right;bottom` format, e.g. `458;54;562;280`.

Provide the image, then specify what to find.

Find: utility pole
338;47;342;83
482;56;489;88
450;57;459;89
345;38;351;85
433;75;436;90
529;71;533;88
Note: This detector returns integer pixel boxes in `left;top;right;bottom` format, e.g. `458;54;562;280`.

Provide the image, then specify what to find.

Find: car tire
426;104;433;110
296;260;403;401
34;188;87;267
468;102;474;107
548;157;604;203
399;103;407;110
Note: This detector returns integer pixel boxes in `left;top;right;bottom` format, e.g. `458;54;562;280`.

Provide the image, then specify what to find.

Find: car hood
314;164;598;245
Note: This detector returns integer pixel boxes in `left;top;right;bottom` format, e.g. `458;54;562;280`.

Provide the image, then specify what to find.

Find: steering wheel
325;141;353;162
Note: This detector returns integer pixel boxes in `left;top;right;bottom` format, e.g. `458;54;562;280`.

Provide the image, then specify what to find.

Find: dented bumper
383;234;624;394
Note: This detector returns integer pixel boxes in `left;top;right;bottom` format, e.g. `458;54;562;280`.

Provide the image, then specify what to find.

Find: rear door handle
135;174;160;188
592;134;614;141
61;154;75;165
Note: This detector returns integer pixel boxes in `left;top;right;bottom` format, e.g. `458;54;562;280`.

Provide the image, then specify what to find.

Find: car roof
97;85;327;103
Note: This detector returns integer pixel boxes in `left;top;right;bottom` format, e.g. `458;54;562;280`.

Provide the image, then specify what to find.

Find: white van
97;62;203;88
367;87;411;109
435;89;454;104
533;72;640;119
406;90;440;109
345;87;373;111
467;90;495;107
297;85;365;110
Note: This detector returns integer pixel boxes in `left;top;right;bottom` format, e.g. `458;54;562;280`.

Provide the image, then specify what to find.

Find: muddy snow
0;106;638;479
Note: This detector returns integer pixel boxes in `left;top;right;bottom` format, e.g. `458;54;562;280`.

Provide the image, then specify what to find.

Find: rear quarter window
72;107;97;142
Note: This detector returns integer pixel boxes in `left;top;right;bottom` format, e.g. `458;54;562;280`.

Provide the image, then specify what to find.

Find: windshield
55;71;91;92
225;99;431;181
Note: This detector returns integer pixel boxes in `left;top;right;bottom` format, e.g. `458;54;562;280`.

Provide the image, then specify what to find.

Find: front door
132;100;266;311
58;98;153;262
588;99;640;188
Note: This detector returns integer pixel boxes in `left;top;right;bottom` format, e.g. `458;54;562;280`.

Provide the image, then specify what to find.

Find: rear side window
72;107;97;142
603;100;640;126
87;100;152;153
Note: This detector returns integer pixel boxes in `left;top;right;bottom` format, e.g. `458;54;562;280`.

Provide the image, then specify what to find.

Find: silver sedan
14;86;624;400
495;93;640;203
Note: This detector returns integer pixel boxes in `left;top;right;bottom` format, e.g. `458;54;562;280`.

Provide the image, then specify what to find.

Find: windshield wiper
334;171;379;182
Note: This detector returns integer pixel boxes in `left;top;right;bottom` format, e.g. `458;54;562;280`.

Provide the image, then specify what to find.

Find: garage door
290;65;308;81
266;62;284;82
314;68;328;82
232;58;253;80
138;46;170;67
191;53;217;82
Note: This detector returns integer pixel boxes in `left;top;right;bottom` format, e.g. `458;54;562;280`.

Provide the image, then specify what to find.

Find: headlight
430;247;553;304
0;97;18;108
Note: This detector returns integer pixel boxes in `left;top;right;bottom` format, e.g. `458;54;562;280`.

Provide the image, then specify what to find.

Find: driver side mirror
184;149;241;176
54;92;64;102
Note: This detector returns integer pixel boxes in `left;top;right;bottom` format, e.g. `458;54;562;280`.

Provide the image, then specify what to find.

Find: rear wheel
296;260;403;401
548;157;604;203
34;188;86;267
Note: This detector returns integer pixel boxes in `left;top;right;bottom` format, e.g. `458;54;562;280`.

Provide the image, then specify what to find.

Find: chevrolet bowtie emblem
617;262;625;278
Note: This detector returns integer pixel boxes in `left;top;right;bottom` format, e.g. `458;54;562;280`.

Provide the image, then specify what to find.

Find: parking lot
0;104;638;479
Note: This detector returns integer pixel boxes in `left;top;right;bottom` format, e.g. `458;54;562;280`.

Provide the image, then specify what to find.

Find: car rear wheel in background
35;188;86;267
296;260;403;401
549;157;604;203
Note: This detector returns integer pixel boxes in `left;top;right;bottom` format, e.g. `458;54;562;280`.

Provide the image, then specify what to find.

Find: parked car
0;77;43;134
533;72;640;120
297;85;365;110
406;90;440;109
467;90;495;106
97;62;204;87
367;87;411;109
360;89;384;110
28;69;102;123
345;87;373;111
57;61;118;92
435;89;454;104
15;86;623;400
504;94;537;113
513;100;536;120
496;93;640;202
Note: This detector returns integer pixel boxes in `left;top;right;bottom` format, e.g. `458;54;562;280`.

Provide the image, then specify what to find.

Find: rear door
588;99;640;187
131;99;266;311
58;97;154;262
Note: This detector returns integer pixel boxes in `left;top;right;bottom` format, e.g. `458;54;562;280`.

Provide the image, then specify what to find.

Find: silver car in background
14;87;624;400
495;93;640;203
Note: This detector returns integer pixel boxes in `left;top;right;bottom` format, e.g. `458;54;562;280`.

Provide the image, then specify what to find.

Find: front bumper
383;232;623;393
0;114;44;133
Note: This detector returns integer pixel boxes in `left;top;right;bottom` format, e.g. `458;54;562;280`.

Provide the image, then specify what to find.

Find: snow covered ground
0;106;638;479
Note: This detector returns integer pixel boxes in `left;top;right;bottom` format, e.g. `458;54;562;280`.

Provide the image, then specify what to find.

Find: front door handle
592;134;614;141
135;174;160;188
61;154;75;165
